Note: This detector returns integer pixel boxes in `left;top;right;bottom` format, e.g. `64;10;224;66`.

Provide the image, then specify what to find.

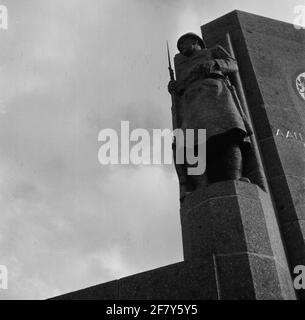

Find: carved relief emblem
296;72;305;100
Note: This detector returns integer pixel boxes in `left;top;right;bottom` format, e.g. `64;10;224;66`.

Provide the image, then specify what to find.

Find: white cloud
0;0;298;299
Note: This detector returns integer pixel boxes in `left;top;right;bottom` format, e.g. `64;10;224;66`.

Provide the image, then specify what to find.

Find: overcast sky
0;0;302;299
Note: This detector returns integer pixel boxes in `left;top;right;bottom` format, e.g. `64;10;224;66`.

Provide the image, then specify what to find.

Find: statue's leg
184;144;208;190
205;131;249;183
173;143;192;202
223;143;243;180
206;139;225;183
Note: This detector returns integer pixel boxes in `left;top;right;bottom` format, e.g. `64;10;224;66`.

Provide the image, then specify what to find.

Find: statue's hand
202;60;217;75
168;80;177;94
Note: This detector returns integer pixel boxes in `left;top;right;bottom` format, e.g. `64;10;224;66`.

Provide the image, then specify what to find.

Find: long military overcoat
174;45;251;143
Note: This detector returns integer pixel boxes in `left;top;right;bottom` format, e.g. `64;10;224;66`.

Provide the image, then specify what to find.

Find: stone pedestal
202;10;305;299
181;181;295;299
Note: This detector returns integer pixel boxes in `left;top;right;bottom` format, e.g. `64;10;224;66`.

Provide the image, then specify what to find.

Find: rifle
167;42;188;201
167;41;178;131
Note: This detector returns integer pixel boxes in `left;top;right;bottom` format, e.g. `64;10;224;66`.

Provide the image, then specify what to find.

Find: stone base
52;261;218;300
51;181;296;300
180;180;296;299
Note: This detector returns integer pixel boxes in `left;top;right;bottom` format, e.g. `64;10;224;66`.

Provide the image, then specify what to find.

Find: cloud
0;0;298;299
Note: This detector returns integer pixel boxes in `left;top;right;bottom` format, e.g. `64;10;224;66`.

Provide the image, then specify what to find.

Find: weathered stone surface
281;220;305;299
260;137;305;181
181;180;259;213
282;220;305;267
215;253;256;300
276;262;299;300
233;12;305;301
51;261;218;300
119;260;217;300
274;138;305;179
247;254;295;300
215;253;291;300
202;10;304;299
237;11;305;45
250;103;304;142
52;180;295;300
181;181;273;260
181;181;295;299
258;188;289;269
270;175;305;223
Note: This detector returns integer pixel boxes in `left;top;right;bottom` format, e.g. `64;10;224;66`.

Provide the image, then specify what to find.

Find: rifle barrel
167;41;175;81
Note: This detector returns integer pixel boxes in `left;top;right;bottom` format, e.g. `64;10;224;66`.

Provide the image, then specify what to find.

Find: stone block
270;175;305;223
282;221;305;267
260;137;305;180
119;261;218;300
181;181;295;299
181;181;273;260
215;253;291;300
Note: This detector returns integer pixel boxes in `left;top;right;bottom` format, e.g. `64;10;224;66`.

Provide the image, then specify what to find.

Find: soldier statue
168;33;253;201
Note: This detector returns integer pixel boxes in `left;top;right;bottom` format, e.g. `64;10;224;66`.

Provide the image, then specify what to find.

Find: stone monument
168;32;262;201
51;10;305;300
